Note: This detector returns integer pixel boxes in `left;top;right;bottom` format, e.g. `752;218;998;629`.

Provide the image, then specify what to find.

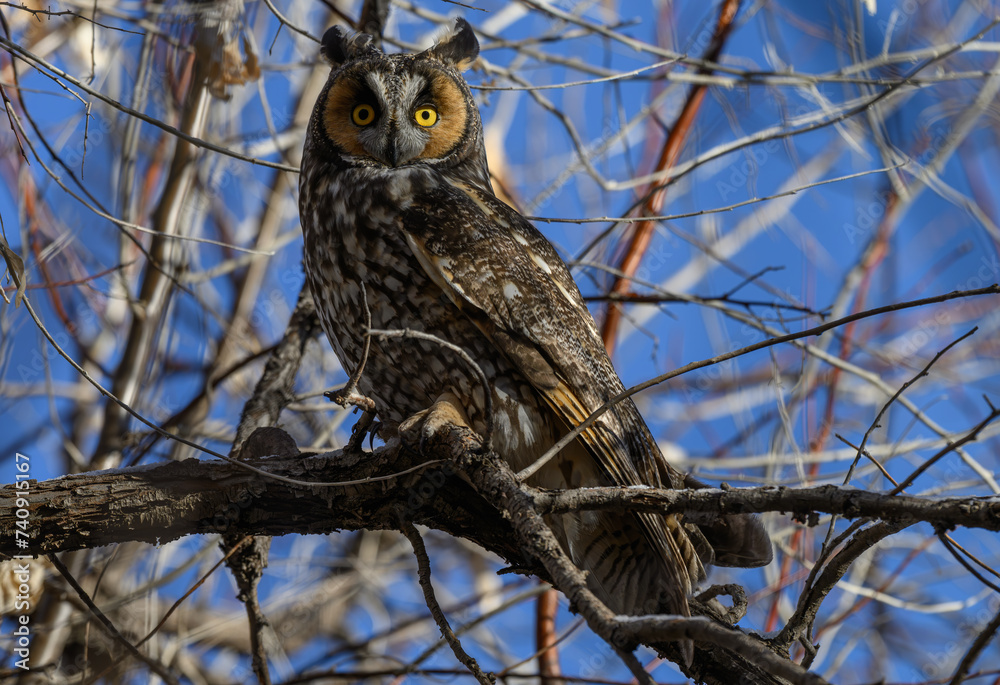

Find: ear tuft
320;26;380;67
321;26;349;65
422;18;479;71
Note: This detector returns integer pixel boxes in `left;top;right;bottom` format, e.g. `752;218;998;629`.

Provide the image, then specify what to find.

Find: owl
298;18;772;646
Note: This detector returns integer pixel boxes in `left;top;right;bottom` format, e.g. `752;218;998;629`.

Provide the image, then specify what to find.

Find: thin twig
47;553;181;685
0;36;299;172
601;0;742;354
948;601;1000;685
399;519;495;685
937;533;1000;595
328;282;376;412
534;166;902;224
834;434;899;485
847;327;978;485
16;290;442;489
890;404;1000;495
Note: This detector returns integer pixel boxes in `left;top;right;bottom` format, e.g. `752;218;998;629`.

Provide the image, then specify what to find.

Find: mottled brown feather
400;181;702;614
299;20;772;643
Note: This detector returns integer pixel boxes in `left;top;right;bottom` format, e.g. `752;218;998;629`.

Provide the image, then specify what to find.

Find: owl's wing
399;180;701;611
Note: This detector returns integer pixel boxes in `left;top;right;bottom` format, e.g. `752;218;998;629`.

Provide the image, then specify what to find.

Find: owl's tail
548;476;770;668
683;473;774;569
551;507;702;664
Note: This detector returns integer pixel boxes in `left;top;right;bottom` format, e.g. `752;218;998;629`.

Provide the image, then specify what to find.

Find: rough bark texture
4;442;991;561
4;427;995;685
0;442;539;579
536;484;1000;532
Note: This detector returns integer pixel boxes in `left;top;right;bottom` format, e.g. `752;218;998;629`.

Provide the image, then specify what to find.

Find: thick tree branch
1;436;811;683
772;521;909;656
535;483;1000;532
0;443;536;574
441;425;829;685
6;427;996;683
4;452;996;560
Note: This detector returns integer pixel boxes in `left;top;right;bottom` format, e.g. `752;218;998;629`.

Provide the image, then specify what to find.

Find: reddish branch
536;586;564;685
601;0;742;355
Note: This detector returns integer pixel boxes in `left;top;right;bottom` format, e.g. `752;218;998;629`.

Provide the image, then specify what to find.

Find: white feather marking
555;281;579;308
447;179;509;227
493;409;515;449
529;251;552;274
433;256;466;295
517;404;536;446
503;282;521;300
493;384;513;403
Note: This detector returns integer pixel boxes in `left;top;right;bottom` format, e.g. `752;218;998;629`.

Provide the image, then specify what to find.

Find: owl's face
313;20;483;171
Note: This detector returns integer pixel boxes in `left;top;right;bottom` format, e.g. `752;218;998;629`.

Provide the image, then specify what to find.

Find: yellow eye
352;104;375;126
414;106;438;127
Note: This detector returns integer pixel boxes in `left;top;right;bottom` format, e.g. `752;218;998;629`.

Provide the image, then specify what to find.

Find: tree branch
535;483;1000;532
7;428;996;683
399;519;495;685
0;442;535;574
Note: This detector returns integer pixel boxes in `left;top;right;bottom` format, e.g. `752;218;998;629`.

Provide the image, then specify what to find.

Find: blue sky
2;0;1000;682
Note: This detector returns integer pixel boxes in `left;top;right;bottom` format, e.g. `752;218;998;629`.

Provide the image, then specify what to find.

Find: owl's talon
399;393;473;456
398;407;444;455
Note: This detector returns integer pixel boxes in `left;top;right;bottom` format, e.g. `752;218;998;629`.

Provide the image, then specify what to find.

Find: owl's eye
352;104;375;126
414;106;438;127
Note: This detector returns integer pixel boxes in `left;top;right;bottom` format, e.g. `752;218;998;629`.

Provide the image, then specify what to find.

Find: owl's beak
363;118;422;167
390;138;424;166
384;119;423;166
379;138;420;167
387;138;402;166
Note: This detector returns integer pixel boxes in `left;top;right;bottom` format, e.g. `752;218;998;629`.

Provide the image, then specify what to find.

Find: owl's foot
344;408;378;453
399;392;475;455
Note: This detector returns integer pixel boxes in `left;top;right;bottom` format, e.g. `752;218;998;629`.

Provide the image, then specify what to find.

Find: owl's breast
299;164;433;363
298;164;552;464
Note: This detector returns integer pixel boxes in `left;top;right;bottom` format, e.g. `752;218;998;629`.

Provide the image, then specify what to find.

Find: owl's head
310;19;484;174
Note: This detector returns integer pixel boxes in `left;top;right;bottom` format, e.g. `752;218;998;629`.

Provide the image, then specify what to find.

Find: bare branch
47;553;182;685
399;519;495;685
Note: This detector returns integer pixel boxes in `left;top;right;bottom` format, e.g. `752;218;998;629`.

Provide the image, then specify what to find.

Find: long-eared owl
298;18;772;634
